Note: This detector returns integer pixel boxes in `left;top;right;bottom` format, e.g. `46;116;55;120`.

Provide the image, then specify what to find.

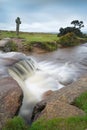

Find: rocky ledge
0;77;23;130
31;75;87;122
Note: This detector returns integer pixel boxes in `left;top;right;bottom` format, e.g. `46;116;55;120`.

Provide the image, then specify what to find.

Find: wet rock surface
32;100;85;121
0;77;23;129
32;76;87;121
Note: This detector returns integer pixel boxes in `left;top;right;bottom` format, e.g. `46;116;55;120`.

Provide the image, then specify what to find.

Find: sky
0;0;87;33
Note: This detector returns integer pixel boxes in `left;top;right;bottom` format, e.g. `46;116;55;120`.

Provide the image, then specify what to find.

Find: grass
3;116;87;130
30;117;87;130
19;32;58;42
0;31;58;42
0;31;58;51
0;31;87;52
2;116;30;130
73;91;87;114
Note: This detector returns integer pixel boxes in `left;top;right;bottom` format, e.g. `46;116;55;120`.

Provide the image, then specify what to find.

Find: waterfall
8;57;62;123
8;53;79;123
9;58;37;80
0;46;86;123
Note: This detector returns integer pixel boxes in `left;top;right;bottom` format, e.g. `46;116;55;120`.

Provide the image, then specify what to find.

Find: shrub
58;32;80;47
3;40;18;52
58;27;83;37
2;116;30;130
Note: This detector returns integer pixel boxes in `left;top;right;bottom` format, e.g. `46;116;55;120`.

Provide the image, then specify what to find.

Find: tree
58;27;83;37
71;20;79;28
71;20;84;29
59;28;64;35
79;21;84;29
15;17;21;36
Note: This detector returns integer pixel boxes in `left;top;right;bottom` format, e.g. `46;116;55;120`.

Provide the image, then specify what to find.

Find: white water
0;51;80;123
8;53;79;123
0;43;87;123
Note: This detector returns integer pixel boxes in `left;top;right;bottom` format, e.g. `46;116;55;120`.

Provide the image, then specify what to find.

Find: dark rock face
31;76;87;122
31;101;46;122
0;77;23;129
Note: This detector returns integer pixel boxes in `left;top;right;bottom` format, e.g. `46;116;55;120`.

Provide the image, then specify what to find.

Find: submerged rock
0;77;23;129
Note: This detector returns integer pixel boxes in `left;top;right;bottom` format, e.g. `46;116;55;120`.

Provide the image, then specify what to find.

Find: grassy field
0;31;58;42
0;31;58;51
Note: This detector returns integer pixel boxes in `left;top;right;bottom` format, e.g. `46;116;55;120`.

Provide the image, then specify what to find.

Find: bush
2;116;30;130
58;27;83;37
3;40;18;52
58;32;80;47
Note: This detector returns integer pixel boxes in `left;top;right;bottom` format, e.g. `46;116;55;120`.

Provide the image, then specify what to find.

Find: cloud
0;12;87;33
0;0;87;32
21;21;58;32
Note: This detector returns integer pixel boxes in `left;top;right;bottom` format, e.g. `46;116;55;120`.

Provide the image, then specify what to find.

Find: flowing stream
1;43;87;123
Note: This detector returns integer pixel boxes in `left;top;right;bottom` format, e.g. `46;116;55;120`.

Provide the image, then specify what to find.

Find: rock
42;75;87;104
0;38;11;52
0;77;23;129
0;38;11;48
42;90;53;99
31;76;87;122
32;100;85;121
31;101;46;122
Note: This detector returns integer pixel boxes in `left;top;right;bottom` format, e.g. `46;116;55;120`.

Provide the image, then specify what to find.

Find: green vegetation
3;116;87;130
58;20;84;37
0;31;58;42
30;116;87;130
0;31;58;51
71;20;84;29
0;26;87;52
2;116;30;130
58;32;86;47
3;40;17;52
0;31;18;38
58;27;83;37
73;91;87;114
57;20;87;47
